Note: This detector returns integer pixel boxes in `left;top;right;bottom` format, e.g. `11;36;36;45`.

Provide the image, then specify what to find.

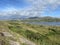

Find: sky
0;0;60;17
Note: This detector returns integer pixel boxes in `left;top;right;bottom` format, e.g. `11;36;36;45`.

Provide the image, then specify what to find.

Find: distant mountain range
0;15;28;20
22;16;60;22
0;15;60;22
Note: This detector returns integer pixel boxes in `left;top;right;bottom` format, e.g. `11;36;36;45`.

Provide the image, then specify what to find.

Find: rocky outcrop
9;40;20;45
0;32;20;45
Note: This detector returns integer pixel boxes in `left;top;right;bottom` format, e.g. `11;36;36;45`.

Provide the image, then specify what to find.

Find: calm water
26;22;60;26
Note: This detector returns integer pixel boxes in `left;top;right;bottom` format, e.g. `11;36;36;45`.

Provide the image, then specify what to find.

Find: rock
0;32;4;36
2;32;13;37
9;40;20;45
19;37;36;45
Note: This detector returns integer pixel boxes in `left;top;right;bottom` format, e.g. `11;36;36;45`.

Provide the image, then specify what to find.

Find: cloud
0;0;60;16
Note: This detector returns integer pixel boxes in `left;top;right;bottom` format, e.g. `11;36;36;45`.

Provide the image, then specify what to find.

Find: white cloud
0;0;60;16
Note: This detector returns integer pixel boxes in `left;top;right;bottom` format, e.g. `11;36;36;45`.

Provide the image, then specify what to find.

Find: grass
0;20;60;45
7;21;60;45
0;21;21;45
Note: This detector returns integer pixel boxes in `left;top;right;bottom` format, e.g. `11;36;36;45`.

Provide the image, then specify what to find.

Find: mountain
0;15;60;22
22;16;60;22
28;16;40;19
0;15;28;20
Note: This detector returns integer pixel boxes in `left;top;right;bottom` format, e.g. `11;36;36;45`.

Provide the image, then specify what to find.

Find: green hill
22;16;60;22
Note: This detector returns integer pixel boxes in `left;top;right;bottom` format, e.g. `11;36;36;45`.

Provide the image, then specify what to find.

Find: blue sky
0;0;60;17
0;0;30;10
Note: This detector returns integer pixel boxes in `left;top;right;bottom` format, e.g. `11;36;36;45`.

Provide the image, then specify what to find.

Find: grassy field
0;20;60;45
8;20;60;45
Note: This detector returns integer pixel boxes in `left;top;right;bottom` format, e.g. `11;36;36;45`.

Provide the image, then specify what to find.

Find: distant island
21;16;60;22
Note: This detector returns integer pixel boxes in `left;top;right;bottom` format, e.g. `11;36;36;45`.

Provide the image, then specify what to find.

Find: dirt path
19;37;36;45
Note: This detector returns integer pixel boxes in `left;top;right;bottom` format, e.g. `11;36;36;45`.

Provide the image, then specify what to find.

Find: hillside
22;16;60;22
0;20;60;45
